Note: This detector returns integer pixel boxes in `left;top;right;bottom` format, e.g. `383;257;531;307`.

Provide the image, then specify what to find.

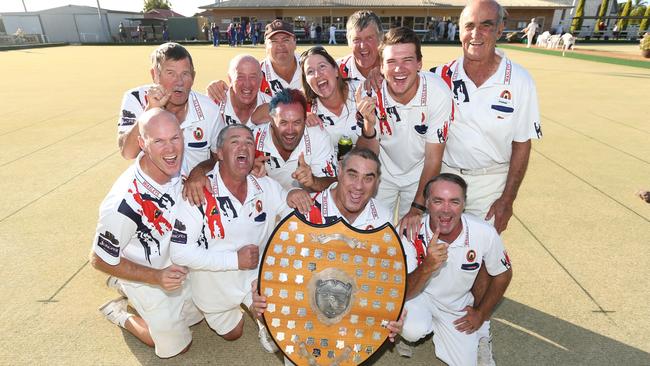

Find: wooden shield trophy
258;212;406;366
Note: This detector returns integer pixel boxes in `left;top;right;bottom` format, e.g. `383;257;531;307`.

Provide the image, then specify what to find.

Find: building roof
0;4;142;15
144;8;185;18
200;0;573;9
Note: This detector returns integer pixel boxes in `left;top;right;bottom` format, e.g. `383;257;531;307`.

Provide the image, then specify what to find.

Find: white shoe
395;339;413;358
258;324;279;353
99;297;129;327
477;337;496;366
106;276;125;297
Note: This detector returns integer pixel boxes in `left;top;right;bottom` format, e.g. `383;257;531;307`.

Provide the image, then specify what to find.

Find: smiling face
230;57;262;106
380;43;422;104
151;57;195;107
459;0;504;62
426;180;465;243
332;154;380;222
138;110;184;184
303;53;339;100
349;25;381;71
266;32;297;66
270;102;306;156
217;126;255;180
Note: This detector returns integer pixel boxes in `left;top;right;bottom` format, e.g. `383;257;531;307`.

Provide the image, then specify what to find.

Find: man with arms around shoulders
92;108;203;358
355;26;452;241
170;124;311;347
116;42;222;199
183;54;272;206
401;173;512;366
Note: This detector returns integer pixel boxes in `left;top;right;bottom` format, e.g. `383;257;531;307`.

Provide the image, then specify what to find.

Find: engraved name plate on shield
258;212;406;366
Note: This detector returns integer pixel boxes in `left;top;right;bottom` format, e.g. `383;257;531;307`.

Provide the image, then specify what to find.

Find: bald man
91;108;202;358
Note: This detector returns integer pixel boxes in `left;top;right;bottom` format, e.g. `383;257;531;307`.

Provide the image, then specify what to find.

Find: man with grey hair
92;108;203;358
115;42;222;189
170;123;311;347
183;54;272;206
429;0;541;363
338;10;383;82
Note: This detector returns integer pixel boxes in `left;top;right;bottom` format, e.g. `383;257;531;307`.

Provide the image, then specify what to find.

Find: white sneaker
258;324;279;353
106;276;125;297
477;337;496;366
395;339;413;358
99;297;129;327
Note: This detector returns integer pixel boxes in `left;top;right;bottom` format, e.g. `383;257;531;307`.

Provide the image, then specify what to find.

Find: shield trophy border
257;211;407;366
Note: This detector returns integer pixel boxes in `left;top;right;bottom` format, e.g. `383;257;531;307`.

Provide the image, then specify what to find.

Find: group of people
92;1;541;365
426;19;458;41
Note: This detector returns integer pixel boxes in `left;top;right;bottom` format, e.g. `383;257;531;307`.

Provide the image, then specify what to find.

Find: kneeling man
401;173;512;366
91;108;202;358
170;124;309;342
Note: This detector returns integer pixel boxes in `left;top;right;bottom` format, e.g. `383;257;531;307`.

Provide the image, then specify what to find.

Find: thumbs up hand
291;153;315;190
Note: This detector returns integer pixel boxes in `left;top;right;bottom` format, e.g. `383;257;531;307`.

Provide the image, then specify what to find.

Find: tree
570;0;586;33
617;0;632;30
640;4;650;31
630;5;647;25
143;0;171;13
595;0;609;32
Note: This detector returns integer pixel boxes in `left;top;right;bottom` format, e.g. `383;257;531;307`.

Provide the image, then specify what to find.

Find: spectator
316;23;322;43
328;23;337;44
212;23;219;47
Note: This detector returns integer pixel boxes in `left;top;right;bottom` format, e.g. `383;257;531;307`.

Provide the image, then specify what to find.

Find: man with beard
401;173;512;366
116;43;221;183
170;124;311;347
252;88;337;192
92;108;203;358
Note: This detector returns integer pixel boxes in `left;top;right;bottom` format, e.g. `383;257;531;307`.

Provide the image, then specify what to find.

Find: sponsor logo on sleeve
170;219;188;244
97;231;120;257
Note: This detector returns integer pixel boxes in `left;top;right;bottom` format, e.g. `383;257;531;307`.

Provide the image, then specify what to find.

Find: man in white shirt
117;43;221;179
328;24;337;44
260;19;303;96
183;54;272;206
431;0;542;233
428;0;541;362
92;108;202;358
401;173;512;366
253;88;337;191
170;124;310;344
337;10;383;83
299;148;392;228
355;26;452;241
523;18;538;48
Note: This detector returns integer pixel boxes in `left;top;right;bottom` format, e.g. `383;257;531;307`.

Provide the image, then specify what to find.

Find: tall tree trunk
570;0;586;33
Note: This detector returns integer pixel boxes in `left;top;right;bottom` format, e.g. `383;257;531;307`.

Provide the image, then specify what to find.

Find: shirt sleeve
169;197;239;271
117;89;145;135
482;229;511;276
307;128;337;178
424;76;453;144
403;235;418;274
513;69;542;142
92;202;136;266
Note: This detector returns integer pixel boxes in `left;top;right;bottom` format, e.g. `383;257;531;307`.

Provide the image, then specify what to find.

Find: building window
322;16;347;29
380;16;401;29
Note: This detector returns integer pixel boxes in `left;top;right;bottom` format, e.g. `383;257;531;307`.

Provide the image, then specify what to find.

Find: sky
0;0;216;17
